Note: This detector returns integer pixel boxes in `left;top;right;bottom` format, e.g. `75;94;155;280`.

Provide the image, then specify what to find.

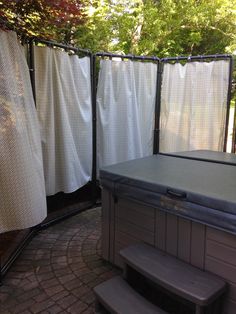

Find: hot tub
100;151;236;314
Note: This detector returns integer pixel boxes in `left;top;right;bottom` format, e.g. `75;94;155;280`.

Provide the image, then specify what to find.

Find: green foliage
75;0;236;57
0;0;235;56
0;0;86;42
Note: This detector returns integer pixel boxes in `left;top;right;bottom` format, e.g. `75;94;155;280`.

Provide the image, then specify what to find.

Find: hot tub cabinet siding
101;189;236;314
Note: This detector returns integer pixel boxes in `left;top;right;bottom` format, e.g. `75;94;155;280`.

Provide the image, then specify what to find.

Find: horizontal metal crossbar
96;52;160;62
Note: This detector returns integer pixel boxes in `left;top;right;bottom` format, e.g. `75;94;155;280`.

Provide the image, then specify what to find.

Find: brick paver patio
0;208;120;314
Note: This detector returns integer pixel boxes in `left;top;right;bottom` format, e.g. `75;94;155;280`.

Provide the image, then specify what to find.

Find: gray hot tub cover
100;152;236;234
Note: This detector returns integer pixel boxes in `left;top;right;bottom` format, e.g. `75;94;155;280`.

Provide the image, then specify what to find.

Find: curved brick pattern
0;208;120;313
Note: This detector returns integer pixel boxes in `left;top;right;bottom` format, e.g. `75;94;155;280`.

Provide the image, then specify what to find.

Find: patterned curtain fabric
160;60;230;153
34;46;92;195
97;59;157;169
0;31;47;233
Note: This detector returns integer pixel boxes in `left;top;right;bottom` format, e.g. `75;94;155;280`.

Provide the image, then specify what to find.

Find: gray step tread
94;276;168;314
120;243;226;306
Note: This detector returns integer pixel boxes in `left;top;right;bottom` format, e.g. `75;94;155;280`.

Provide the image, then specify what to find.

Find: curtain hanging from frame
97;59;157;169
159;60;230;153
34;46;92;196
0;31;47;233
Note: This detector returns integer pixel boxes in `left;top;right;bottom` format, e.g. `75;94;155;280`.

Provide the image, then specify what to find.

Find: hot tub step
94;276;168;314
120;243;226;308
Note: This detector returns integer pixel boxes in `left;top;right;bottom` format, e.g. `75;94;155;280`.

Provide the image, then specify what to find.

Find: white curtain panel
0;31;47;233
133;61;157;156
34;47;92;195
97;59;157;169
160;60;229;153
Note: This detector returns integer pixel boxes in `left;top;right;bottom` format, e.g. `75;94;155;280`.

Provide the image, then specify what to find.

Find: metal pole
153;60;162;154
162;54;231;62
195;305;204;314
33;38;91;55
223;56;233;152
96;52;160;62
0;258;2;285
231;100;236;154
91;54;97;201
29;40;36;105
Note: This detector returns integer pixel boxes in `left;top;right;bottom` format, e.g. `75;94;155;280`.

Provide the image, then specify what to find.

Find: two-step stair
94;243;226;314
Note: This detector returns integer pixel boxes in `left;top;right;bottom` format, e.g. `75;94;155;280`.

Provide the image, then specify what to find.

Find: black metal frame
158;54;234;154
0;228;38;284
95;51;159;62
232;100;236;154
224;55;234;152
153;62;163;154
91;54;98;199
0;33;235;283
28;40;36;103
32;38;91;55
161;54;232;62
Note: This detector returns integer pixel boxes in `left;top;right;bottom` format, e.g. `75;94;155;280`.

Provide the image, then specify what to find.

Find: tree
74;0;145;53
0;0;235;56
138;0;236;56
0;0;86;42
75;0;236;56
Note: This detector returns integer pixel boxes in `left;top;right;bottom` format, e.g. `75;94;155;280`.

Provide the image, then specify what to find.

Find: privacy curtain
0;31;47;233
160;60;230;153
34;47;92;195
97;59;157;169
